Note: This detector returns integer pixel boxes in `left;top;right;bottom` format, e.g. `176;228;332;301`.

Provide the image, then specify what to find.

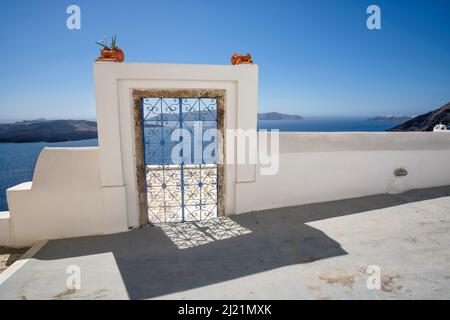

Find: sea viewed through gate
141;97;219;223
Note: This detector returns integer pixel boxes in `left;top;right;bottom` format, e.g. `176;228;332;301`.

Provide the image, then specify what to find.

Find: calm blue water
0;139;98;211
258;117;399;132
0;117;398;211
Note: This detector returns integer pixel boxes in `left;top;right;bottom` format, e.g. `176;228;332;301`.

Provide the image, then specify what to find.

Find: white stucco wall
235;132;450;213
2;62;450;247
94;62;259;228
6;147;103;247
0;212;12;246
4;132;449;247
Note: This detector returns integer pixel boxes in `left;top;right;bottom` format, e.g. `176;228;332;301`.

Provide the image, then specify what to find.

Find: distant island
146;111;302;122
0;112;303;143
387;101;450;131
366;115;413;123
0;119;97;143
257;112;303;120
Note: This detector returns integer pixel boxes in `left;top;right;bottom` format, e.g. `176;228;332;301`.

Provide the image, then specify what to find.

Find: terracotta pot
111;48;125;62
101;48;113;59
97;48;125;62
231;53;253;65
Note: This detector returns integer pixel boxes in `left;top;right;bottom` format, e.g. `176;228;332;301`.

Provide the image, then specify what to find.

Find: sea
257;116;400;132
0;117;400;211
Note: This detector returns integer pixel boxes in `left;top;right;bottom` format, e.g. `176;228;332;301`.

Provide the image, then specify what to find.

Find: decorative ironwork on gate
141;97;219;223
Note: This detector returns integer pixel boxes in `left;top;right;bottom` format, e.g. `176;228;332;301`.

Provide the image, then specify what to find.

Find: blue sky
0;0;449;121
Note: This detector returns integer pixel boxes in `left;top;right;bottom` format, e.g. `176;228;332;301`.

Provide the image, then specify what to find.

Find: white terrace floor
0;186;449;300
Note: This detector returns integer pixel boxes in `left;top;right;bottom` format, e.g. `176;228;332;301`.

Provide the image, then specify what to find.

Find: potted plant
96;35;125;62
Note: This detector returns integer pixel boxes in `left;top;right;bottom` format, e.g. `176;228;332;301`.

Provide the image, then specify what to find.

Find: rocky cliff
387;102;450;131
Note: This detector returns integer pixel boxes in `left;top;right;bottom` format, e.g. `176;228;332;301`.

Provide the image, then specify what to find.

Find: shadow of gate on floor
29;185;450;299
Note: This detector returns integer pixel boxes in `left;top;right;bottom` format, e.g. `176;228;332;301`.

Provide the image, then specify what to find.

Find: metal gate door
141;96;220;223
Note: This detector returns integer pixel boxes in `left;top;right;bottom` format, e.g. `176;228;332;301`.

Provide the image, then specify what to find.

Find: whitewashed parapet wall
4;148;103;247
236;132;450;213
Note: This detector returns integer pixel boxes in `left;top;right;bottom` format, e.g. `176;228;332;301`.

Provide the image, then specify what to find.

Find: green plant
96;34;118;50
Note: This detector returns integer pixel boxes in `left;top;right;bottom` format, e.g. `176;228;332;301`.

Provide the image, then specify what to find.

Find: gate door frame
132;89;226;226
